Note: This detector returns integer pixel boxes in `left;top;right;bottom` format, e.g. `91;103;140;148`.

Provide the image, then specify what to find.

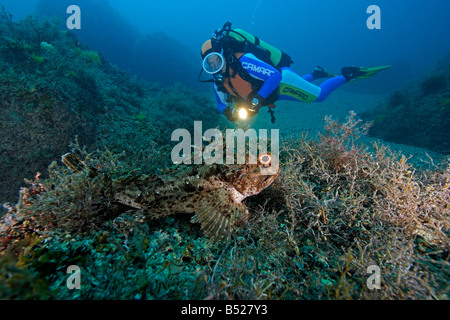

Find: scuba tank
228;28;293;70
213;22;293;70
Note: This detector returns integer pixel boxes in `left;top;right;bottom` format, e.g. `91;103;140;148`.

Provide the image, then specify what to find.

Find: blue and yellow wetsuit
214;52;347;115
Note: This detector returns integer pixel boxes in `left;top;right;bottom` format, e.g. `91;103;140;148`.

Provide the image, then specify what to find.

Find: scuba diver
199;22;390;123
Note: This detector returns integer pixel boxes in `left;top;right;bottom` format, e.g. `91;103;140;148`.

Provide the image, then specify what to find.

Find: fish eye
258;153;272;167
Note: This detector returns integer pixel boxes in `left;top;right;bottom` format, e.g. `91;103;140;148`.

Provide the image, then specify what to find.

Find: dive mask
202;52;225;74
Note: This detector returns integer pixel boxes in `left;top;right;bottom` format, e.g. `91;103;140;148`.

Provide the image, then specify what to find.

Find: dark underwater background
0;0;449;301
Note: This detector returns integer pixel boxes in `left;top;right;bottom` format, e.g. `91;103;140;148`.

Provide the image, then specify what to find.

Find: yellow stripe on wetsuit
278;68;321;102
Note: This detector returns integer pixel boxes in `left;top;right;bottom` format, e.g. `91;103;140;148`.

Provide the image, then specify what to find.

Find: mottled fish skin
62;153;280;241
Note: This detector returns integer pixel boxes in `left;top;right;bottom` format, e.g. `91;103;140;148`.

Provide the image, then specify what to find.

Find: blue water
3;0;450;89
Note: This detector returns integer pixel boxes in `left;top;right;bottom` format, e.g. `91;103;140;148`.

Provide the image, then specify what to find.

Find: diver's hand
223;104;261;122
223;107;238;122
246;106;259;118
249;97;261;112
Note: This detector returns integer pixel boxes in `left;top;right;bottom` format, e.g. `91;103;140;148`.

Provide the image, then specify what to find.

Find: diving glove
223;105;258;122
223;106;238;122
249;97;261;112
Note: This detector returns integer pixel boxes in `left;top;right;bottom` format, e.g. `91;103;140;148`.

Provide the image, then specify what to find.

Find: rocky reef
364;53;450;154
0;10;219;205
35;0;202;91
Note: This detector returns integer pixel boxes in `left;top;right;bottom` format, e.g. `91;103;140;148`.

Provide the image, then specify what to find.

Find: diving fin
356;65;391;79
342;65;391;82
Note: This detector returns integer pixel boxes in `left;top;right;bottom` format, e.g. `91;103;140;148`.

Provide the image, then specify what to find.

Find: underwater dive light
237;108;248;120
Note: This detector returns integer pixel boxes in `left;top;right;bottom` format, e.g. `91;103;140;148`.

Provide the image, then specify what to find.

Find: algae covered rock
364;53;450;154
0;13;218;205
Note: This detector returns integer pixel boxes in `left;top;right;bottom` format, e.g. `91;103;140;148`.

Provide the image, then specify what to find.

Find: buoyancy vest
222;52;254;100
220;52;280;105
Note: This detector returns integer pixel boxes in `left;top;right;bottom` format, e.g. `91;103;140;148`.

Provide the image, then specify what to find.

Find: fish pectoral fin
62;153;98;177
190;189;248;242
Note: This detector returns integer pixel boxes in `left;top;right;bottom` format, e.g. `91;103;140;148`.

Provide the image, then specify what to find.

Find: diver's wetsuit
214;53;347;113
